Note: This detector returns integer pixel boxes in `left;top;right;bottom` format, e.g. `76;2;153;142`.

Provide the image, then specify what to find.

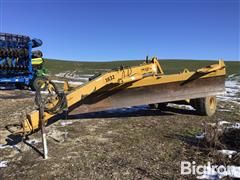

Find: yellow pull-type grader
13;57;226;135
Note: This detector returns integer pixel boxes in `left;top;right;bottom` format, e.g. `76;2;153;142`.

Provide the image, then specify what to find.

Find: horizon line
44;57;240;62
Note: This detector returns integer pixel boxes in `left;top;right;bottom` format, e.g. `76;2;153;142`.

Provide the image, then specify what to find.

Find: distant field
44;58;240;76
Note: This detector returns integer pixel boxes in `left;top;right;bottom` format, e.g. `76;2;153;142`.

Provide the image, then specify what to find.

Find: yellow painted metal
32;58;43;65
63;80;70;92
197;59;225;73
18;57;226;134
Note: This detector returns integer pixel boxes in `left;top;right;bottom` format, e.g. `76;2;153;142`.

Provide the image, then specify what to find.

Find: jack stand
39;104;48;159
36;87;48;159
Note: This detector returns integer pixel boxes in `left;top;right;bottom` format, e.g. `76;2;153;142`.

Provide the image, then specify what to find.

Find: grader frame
12;57;226;135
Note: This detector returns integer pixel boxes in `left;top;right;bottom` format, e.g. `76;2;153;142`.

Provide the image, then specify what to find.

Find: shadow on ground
3;105;199;158
68;106;198;120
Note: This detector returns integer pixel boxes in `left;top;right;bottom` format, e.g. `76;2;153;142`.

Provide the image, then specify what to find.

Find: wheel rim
209;97;216;110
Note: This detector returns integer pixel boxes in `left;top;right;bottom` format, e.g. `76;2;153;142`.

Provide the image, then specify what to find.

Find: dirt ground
0;88;239;179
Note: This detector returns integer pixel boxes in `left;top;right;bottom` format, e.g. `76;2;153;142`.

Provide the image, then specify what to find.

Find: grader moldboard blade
13;57;226;135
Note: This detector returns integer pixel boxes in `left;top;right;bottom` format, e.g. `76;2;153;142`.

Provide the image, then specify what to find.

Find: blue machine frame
0;33;34;86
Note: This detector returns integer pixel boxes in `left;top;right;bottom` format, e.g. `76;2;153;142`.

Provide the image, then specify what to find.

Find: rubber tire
31;76;48;91
149;103;168;110
32;50;43;58
190;96;217;116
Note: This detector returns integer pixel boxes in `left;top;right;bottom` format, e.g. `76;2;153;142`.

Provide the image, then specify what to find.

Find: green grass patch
44;58;239;76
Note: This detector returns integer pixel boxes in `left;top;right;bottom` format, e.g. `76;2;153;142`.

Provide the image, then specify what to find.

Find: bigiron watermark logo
180;161;240;178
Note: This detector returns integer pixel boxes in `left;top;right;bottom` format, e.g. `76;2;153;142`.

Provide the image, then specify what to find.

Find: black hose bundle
35;80;67;115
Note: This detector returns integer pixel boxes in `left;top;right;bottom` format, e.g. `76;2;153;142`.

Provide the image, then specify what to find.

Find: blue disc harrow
0;33;42;87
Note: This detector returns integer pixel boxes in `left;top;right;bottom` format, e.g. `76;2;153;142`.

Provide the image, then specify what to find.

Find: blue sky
0;0;239;61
